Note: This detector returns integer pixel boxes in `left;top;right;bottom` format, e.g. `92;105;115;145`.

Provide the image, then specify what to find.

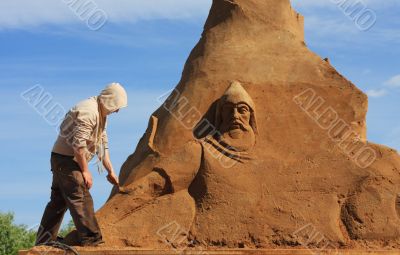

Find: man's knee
47;194;67;212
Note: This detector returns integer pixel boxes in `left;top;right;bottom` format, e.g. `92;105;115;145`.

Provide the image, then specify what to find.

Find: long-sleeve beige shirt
52;83;127;162
52;96;108;162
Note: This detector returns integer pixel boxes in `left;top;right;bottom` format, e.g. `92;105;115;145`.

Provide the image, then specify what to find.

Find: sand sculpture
68;0;400;250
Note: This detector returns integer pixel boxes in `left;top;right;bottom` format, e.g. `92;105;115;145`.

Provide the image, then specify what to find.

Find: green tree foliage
0;212;75;255
0;212;35;255
58;220;75;238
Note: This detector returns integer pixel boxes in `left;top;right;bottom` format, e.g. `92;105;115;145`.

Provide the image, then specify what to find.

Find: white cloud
97;0;211;22
290;0;333;9
304;15;359;36
0;0;211;29
366;89;387;98
362;69;371;75
363;74;400;99
384;74;400;87
291;1;400;47
381;125;400;152
291;0;400;9
0;0;397;31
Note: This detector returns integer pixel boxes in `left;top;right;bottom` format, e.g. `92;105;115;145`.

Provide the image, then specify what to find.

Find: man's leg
36;173;68;245
54;159;102;245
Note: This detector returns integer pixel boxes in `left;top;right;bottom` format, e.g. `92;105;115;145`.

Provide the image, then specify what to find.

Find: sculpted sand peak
64;0;400;250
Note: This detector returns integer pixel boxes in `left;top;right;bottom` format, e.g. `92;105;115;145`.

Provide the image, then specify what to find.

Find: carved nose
233;108;240;119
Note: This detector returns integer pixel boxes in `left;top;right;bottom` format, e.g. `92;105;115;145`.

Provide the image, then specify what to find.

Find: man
36;83;128;246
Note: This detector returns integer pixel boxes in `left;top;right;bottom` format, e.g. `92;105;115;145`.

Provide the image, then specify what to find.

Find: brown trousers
36;153;102;245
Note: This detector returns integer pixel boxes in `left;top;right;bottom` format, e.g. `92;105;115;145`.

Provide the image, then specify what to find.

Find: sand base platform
19;248;400;255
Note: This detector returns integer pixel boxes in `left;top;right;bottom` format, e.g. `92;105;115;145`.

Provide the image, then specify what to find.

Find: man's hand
102;149;119;186
82;171;93;189
107;172;119;186
74;147;93;189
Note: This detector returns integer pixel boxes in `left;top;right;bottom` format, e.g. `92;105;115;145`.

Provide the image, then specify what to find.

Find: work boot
56;236;65;243
81;238;105;247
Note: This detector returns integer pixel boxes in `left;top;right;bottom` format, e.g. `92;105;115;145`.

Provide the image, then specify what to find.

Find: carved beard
218;124;256;152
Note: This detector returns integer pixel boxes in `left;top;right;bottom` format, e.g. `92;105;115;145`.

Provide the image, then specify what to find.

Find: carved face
220;102;252;135
213;82;257;152
217;101;255;152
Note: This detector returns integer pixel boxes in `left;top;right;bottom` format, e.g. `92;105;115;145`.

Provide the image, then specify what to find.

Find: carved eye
238;105;249;114
222;104;234;113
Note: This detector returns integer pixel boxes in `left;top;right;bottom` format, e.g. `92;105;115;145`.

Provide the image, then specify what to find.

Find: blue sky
0;0;399;227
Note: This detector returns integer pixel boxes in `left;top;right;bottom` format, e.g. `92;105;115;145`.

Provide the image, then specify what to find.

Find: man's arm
74;147;93;189
70;109;97;189
102;149;119;186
